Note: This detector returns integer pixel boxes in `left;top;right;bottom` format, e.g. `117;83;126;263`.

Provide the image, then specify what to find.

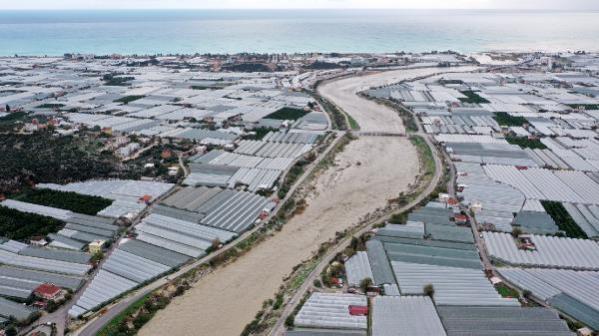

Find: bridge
352;131;406;137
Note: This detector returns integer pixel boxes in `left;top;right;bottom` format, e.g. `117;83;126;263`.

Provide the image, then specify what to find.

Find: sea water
0;9;598;56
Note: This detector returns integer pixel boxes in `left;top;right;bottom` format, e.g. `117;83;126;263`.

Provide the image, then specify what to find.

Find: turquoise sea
0;10;598;56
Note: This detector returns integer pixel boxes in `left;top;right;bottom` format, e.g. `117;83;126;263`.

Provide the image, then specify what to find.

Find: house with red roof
34;283;62;301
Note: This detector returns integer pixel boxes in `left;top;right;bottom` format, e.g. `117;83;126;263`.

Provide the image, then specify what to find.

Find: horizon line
0;8;595;11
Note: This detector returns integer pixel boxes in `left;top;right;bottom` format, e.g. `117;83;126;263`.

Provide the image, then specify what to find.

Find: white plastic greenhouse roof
0;249;90;276
294;293;368;330
372;296;446;336
345;252;374;288
484;232;599;270
69;269;137;316
391;261;519;306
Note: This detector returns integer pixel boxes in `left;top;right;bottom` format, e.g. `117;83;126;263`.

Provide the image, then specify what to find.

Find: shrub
285;315;295;328
360;278;373;292
423;284;435;298
273;293;284;310
132;312;151;329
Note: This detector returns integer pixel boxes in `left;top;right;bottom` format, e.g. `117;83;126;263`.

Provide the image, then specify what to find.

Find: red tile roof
35;283;61;299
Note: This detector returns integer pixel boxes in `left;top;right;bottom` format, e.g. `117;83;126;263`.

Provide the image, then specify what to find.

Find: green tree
46;299;58;313
511;227;523;238
284;315;295;328
5;325;17;336
91;251;105;263
423;284;435;299
360;278;373;292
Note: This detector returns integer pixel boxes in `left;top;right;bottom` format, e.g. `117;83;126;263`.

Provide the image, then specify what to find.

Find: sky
0;0;598;10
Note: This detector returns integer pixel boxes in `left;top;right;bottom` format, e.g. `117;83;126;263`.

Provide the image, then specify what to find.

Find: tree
5;325;17;336
273;293;284;310
360;278;373;292
329;263;344;278
511;227;523;238
174;285;186;297
117;321;129;333
284;315;295;328
350;237;360;251
46;299;58;313
91;251;104;263
423;284;435;298
144;299;154;311
132;311;151;329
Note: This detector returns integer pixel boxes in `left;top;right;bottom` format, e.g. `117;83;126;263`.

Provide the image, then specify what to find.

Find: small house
34;283;61;301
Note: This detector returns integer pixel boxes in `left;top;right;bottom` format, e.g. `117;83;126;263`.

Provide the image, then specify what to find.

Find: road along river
138;66;464;336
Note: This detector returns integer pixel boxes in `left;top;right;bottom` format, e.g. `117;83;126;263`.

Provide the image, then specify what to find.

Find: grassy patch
114;95;145;104
36;103;65;109
244;127;276;141
316;95;348;130
389;212;408;224
0;206;64;240
542;201;588;239
396;104;418;132
289;261;318;291
568;104;599;110
347;114;360;130
97;293;152;336
410;135;435;178
459;90;490;104
494;112;527;127
277;162;307;200
439;79;464;85
14;189;113;216
103;75;134;86
265;107;308;121
495;284;519;298
506;136;547;150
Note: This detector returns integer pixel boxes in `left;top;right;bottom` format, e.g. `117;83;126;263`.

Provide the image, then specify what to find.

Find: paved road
178;152;189;177
71;132;344;336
